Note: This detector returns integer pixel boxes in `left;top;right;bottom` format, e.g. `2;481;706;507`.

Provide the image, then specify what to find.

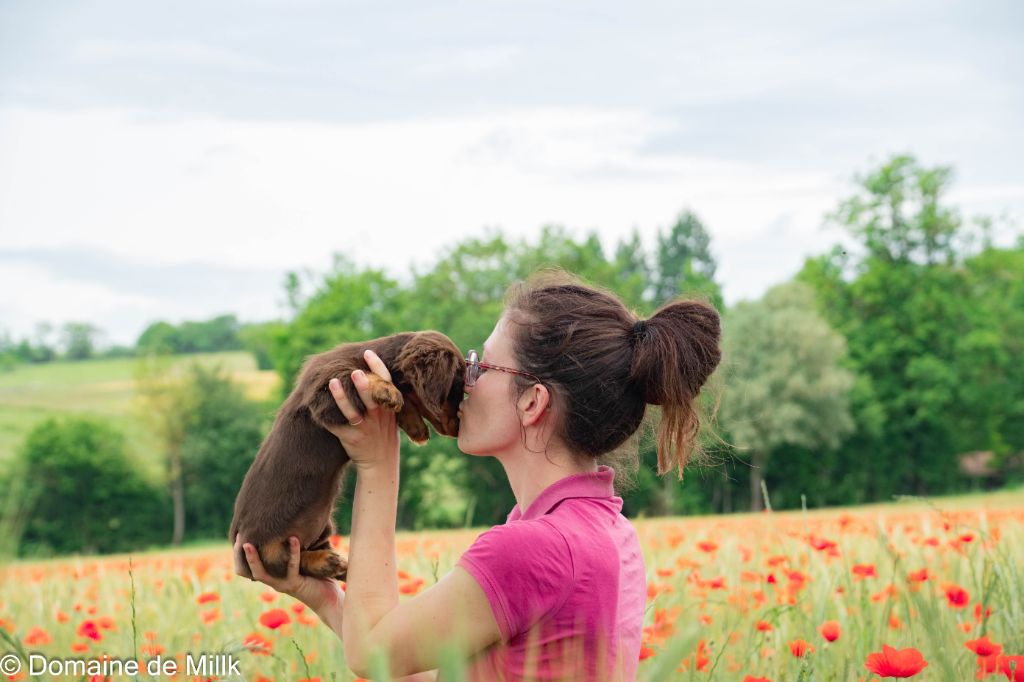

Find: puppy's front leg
309;373;403;428
365;373;404;412
396;402;429;444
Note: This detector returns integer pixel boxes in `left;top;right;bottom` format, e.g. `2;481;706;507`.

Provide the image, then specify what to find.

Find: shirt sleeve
457;519;575;642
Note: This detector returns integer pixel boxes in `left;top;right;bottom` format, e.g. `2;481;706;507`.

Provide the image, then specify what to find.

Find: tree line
0;314;270;370
3;154;1022;558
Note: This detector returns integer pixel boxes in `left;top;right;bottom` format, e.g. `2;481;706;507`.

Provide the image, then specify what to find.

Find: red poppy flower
23;626;51;646
743;677;771;682
907;568;929;583
258;608;291;630
788;640;814;657
864;645;928;678
243;631;274;655
965;634;1001;657
639;645;656;660
693;639;711;672
755;620;773;632
818;620;840;642
76;620;102;641
400;577;425;595
196;592;220;604
809;535;836;551
945;584;970;609
977;653;1001;677
999;655;1024;682
852;564;877;580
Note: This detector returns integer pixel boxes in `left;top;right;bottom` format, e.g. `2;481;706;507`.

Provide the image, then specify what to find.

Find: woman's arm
327;352;501;677
324;355;402;670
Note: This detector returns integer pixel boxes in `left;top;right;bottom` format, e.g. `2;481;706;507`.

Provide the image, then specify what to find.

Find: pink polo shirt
456;465;646;681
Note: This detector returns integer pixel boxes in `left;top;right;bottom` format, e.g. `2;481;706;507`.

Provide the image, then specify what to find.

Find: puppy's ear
396;336;463;417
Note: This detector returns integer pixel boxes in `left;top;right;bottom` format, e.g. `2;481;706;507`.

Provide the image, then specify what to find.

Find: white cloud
72;39;286;74
0;263;155;343
0;104;847;266
0;103;1019;345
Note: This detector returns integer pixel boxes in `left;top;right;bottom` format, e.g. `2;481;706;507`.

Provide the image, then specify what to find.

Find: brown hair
503;270;721;479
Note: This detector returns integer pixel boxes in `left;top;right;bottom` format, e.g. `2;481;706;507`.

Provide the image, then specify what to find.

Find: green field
0;352;280;480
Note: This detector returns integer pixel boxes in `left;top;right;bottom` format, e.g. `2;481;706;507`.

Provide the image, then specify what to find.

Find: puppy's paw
301;549;348;581
397;408;430;444
367;374;404;412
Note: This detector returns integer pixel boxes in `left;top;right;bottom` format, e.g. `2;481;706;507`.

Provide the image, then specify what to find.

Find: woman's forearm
341;459;401;672
312;589;345;641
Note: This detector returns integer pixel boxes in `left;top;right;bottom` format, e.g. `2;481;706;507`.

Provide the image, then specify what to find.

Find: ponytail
629;300;722;478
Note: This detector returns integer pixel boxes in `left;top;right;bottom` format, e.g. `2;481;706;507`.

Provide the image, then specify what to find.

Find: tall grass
0;494;1020;681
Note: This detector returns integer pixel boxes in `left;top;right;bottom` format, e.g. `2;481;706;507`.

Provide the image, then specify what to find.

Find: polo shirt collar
508;465;617;521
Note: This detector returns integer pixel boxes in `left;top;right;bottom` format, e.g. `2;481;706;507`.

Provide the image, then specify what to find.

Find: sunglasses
464;349;543;388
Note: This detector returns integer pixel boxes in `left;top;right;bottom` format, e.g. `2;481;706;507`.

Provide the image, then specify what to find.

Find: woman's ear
517;383;551;428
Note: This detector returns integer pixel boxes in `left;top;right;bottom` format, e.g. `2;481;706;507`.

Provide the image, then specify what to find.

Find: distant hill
0;351;280;479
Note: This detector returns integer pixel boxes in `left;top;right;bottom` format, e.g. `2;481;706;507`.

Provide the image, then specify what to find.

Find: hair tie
632;319;647;339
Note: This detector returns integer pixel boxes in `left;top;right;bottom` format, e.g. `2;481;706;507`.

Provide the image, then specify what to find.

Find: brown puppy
229;331;464;581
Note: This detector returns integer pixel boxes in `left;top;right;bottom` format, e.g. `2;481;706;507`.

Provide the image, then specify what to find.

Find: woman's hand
326;349;400;473
233;533;344;617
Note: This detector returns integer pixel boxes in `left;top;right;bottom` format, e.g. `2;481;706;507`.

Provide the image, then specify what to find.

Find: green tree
61;322;101;360
134;354;190;545
954;245;1024;463
239;321;286;370
653;210;722;309
13;417;169;555
798;155;1007;497
178;364;268;539
719;282;855;510
137;321;180;354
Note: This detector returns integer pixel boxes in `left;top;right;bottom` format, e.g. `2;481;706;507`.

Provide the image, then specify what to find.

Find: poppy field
1;493;1022;681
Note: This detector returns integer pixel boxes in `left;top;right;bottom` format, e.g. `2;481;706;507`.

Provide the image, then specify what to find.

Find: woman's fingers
350;350;390;413
286;536;301;580
329;350;392;426
328;377;363;425
232;533;249;577
242;542;276;585
236;538;306;599
364;349;392;382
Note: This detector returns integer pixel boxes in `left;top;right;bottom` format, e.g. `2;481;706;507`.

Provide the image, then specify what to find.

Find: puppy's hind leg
256;539;292;579
300;550;348;581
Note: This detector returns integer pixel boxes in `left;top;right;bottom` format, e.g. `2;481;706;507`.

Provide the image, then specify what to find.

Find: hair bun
630;300;721;405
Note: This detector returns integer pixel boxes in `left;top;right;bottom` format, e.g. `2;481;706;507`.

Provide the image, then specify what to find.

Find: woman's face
457;315;526;457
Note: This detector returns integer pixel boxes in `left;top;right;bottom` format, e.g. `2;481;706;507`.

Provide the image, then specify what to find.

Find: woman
234;271;721;680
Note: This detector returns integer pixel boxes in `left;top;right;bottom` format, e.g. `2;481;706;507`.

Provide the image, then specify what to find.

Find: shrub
14;416;170;556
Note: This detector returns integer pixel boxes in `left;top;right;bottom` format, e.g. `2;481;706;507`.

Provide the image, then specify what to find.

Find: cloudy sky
1;0;1021;347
